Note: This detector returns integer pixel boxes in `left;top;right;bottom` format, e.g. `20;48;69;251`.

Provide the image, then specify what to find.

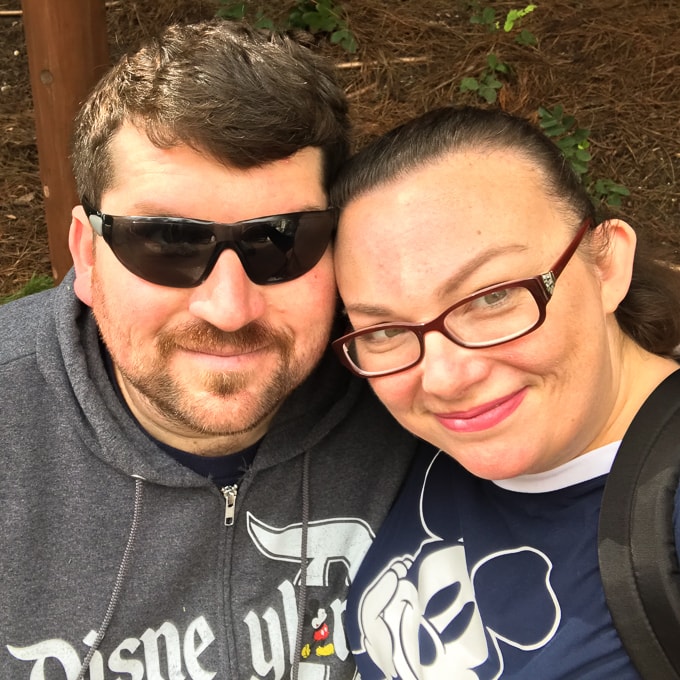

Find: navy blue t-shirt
346;443;643;679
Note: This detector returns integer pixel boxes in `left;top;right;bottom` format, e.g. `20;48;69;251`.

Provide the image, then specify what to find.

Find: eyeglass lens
343;284;541;376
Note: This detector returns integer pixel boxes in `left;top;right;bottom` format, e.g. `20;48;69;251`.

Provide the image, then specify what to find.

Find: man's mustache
157;321;289;356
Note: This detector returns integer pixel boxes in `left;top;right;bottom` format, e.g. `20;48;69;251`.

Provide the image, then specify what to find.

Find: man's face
335;148;624;479
71;124;336;454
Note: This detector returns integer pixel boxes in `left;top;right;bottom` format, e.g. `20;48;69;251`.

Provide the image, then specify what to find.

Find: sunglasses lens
291;211;336;275
240;212;335;284
111;220;214;287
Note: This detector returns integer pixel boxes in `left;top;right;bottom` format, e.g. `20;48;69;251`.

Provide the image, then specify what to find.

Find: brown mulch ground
1;0;679;298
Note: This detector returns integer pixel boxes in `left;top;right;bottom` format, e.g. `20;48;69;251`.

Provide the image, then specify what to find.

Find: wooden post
21;0;109;283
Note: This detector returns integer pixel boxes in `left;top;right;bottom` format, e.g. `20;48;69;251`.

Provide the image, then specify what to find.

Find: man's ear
595;219;637;314
69;204;95;306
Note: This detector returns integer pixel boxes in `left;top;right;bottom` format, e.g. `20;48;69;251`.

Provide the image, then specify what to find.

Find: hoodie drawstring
291;450;311;680
77;477;145;680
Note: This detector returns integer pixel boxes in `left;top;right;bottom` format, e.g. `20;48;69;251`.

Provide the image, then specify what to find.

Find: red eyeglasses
333;219;593;377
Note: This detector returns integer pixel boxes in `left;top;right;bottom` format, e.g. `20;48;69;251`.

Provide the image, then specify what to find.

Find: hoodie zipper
221;484;238;526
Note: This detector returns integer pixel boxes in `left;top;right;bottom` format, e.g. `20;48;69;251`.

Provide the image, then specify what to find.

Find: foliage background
1;0;678;298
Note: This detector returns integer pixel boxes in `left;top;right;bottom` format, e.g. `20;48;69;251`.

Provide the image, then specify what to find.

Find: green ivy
460;54;510;104
216;1;357;52
539;105;629;207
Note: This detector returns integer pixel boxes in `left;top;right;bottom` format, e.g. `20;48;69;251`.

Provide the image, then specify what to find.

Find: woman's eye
362;327;403;342
464;286;530;317
478;289;510;307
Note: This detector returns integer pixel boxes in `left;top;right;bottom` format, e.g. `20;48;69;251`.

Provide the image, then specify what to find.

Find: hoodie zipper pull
221;485;238;526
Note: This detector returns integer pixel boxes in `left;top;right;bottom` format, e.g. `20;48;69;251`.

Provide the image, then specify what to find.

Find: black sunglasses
81;197;337;288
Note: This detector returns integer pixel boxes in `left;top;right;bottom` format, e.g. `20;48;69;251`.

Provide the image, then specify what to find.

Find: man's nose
188;249;267;331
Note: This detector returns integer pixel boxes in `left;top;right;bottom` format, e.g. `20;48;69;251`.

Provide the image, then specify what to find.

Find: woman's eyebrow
342;244;530;319
343;302;395;318
432;243;529;300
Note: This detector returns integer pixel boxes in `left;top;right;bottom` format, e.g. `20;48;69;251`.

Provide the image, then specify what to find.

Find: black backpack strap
598;368;680;679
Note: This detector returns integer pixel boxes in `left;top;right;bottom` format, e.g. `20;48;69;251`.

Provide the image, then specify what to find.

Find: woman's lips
434;387;527;433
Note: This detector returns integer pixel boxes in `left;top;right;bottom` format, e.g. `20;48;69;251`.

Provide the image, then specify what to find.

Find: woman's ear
595;219;637;314
69;204;95;306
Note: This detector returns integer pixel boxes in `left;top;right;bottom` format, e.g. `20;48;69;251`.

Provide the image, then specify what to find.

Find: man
0;21;416;679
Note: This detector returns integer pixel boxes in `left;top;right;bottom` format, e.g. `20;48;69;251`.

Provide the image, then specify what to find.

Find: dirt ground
1;0;679;297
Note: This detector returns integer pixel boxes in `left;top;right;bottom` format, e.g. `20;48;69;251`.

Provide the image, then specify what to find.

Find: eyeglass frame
80;196;338;288
332;218;594;378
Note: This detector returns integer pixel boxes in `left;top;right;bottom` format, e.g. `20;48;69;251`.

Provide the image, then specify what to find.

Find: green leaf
487;54;509;74
538;113;557;127
556;137;576;151
301;12;324;31
483;7;496;25
254;14;275;30
482;75;502;89
503;4;537;31
470;7;497;30
515;29;537;46
561;114;576;130
574;147;592;162
460;77;480;92
571;160;589;176
504;9;520;31
540;121;563;134
331;28;357;52
479;86;498;103
594;178;630;207
215;2;246;19
594;179;630;197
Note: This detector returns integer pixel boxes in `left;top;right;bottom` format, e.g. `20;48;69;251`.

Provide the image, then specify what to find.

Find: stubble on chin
136;324;298;434
125;321;301;437
91;278;309;438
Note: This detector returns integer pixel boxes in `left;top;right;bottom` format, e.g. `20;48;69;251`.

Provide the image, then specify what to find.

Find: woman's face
335;148;628;479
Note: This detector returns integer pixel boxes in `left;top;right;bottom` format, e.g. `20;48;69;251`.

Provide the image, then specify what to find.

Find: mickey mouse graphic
301;599;335;659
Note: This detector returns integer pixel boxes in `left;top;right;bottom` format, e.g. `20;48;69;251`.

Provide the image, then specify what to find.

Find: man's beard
91;281;316;439
120;320;302;437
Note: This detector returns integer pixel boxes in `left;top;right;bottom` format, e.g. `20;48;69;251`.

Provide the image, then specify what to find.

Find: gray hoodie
0;272;417;680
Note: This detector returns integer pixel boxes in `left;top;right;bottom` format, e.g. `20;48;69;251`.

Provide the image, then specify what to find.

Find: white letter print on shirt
354;455;561;680
6;616;216;680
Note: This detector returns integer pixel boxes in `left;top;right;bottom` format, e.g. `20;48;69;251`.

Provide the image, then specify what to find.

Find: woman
330;106;680;679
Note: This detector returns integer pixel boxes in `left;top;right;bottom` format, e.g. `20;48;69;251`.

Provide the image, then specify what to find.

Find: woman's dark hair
72;20;350;205
331;106;680;357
